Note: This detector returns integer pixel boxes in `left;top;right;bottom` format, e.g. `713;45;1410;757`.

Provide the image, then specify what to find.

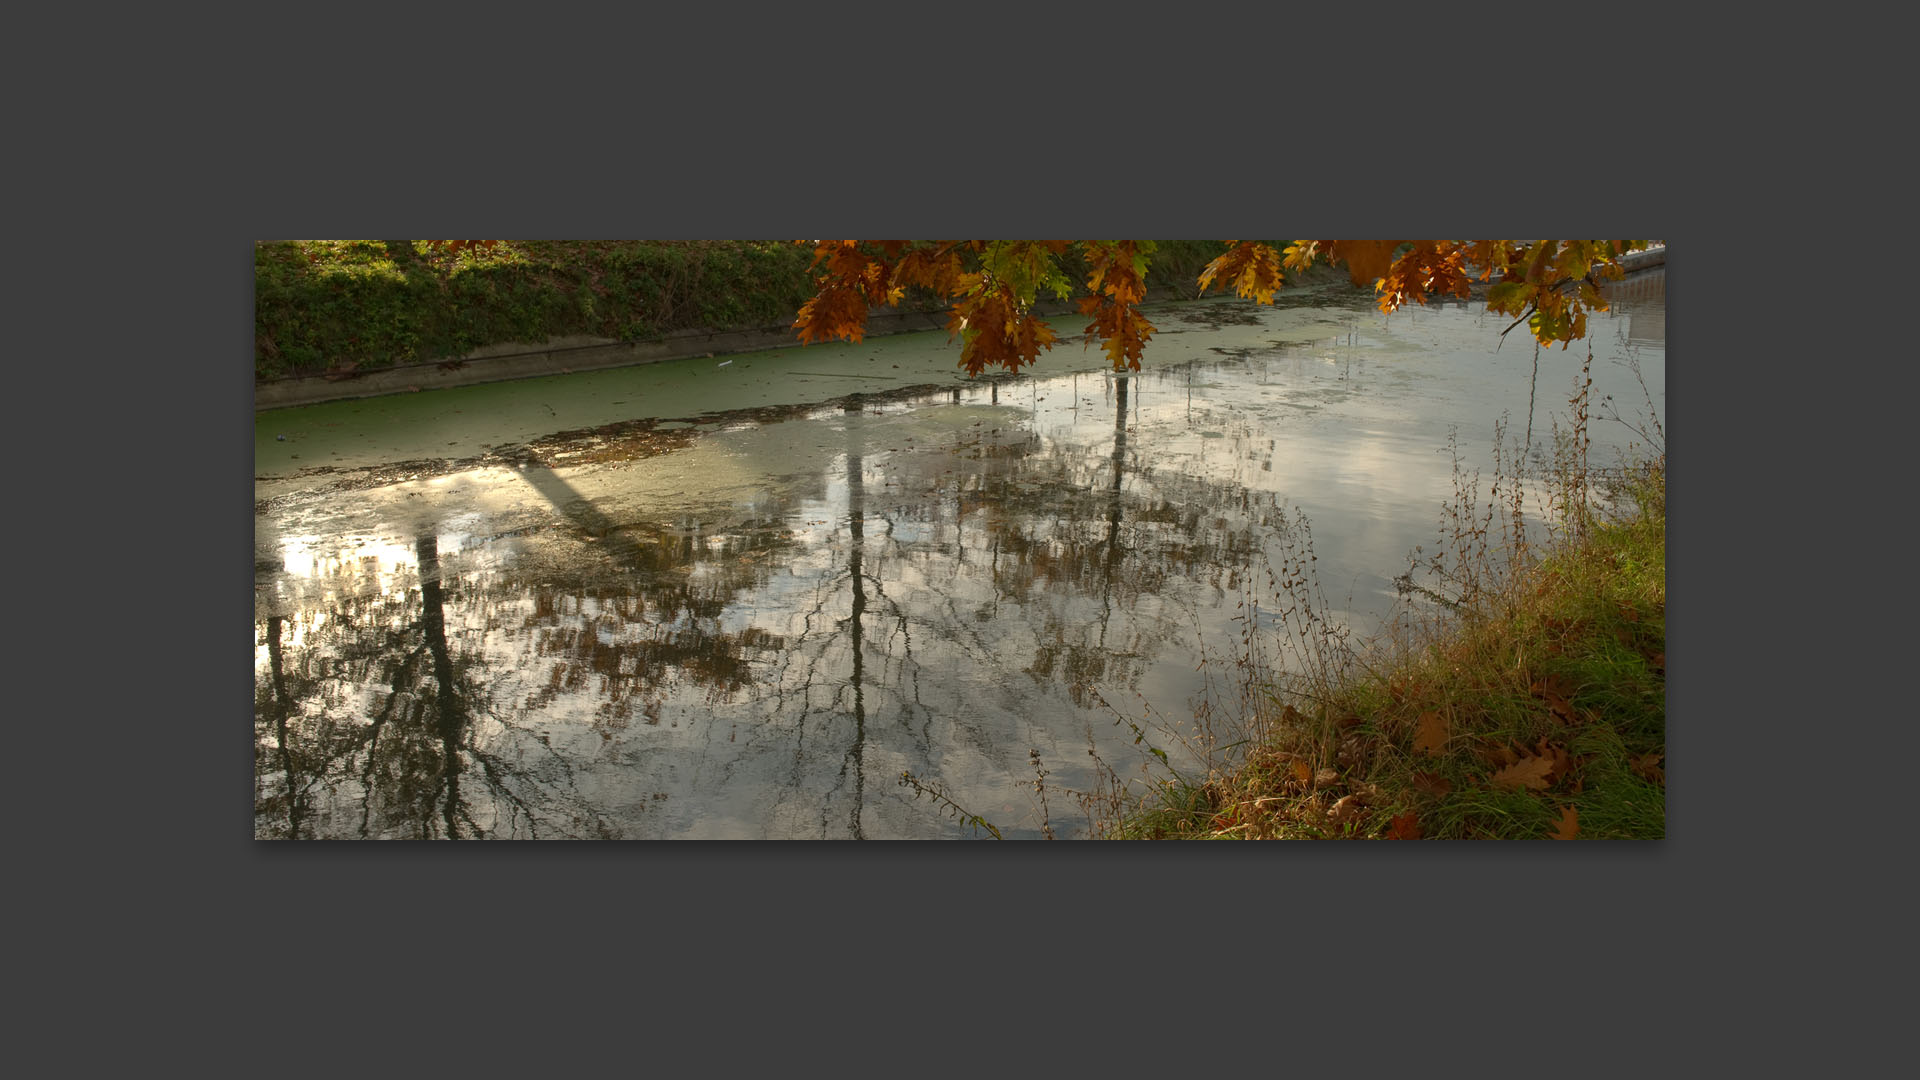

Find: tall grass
1099;343;1666;839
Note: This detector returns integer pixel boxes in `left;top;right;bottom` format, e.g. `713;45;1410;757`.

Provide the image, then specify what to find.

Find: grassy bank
1103;400;1666;839
253;240;1236;382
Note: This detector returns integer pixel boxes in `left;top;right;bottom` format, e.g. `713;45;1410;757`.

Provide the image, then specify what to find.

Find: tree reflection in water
256;372;1300;838
256;533;620;838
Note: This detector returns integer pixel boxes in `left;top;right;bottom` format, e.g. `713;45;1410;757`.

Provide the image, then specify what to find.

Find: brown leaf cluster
893;243;970;298
948;284;1057;376
1485;737;1575;792
793;284;875;345
790;237;1654;376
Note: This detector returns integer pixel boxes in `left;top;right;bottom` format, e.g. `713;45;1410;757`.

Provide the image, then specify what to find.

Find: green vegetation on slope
1107;441;1666;841
253;240;1234;381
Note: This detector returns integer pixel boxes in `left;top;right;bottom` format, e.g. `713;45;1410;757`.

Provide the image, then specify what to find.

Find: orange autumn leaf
1550;805;1580;839
1291;758;1314;785
1488;755;1555;791
1078;241;1155;371
1411;770;1452;797
1333;239;1398;287
1387;811;1422;840
793;284;874;345
1376;241;1475;314
1630;750;1665;786
1413;710;1449;754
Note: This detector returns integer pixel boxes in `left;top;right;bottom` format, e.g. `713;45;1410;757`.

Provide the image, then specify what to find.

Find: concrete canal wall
257;303;968;411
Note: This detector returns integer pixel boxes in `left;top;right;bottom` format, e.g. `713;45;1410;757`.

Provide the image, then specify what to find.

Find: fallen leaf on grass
1327;794;1364;824
1314;768;1339;789
1630;750;1665;786
1489;755;1555;791
1413;710;1449;754
1412;771;1452;797
1291;758;1313;785
1387;812;1422;840
1550;805;1580;839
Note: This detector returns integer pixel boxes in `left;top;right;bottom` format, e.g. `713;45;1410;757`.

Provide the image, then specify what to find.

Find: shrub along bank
253;240;1235;382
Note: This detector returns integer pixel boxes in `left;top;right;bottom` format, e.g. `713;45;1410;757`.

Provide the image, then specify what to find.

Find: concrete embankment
255;290;1189;412
259;305;954;411
1618;245;1666;273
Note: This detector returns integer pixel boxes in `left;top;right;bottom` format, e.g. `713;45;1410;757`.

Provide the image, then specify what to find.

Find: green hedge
254;240;1234;381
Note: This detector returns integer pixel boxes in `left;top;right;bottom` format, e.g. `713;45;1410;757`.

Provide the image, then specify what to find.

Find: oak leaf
1488;755;1555;791
1413;710;1449;754
1334;240;1398;287
1550;805;1580;839
1198;241;1285;305
1411;771;1452;797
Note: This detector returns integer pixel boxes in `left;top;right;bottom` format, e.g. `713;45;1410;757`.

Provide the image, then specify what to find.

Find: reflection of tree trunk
1100;377;1129;644
842;417;868;839
1106;377;1128;562
266;615;303;839
417;533;467;839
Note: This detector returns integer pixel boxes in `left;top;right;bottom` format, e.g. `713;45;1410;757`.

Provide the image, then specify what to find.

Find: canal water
254;274;1665;839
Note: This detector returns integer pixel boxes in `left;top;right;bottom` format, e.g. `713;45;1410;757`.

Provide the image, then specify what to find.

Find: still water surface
255;275;1665;838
